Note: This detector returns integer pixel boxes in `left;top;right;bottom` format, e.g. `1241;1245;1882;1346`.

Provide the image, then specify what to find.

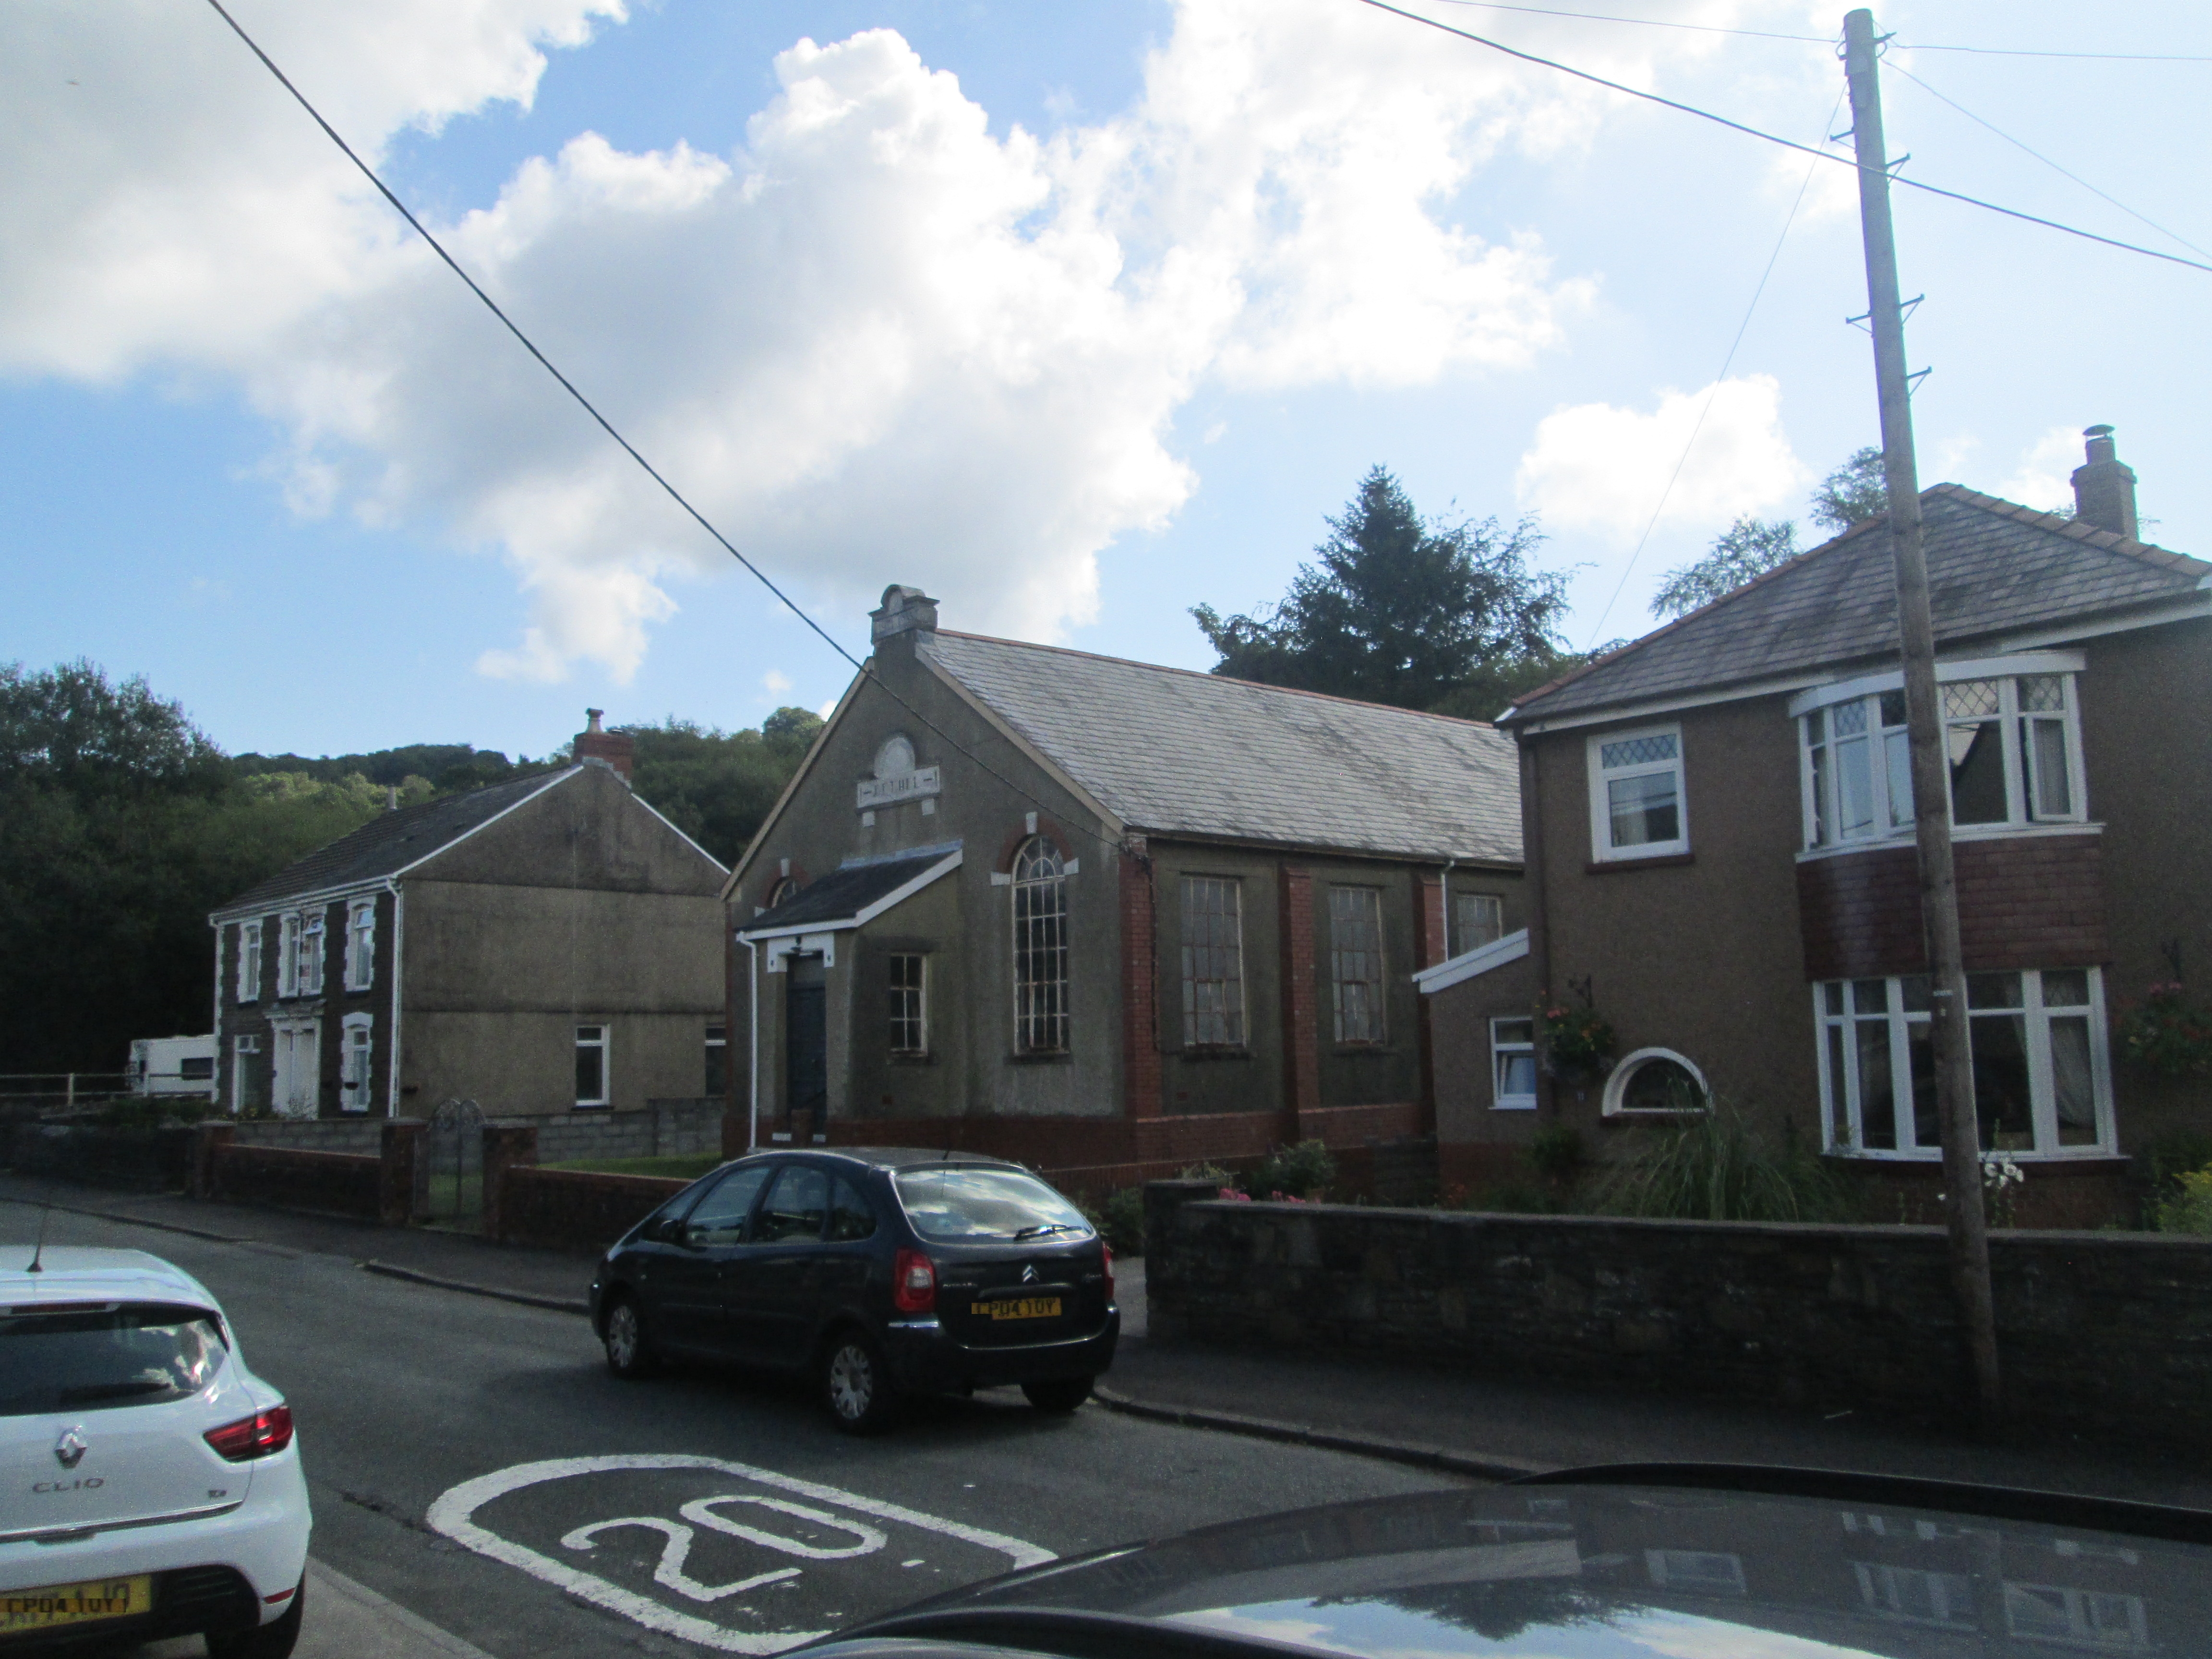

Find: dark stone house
1422;428;2211;1225
723;587;1524;1188
209;718;727;1119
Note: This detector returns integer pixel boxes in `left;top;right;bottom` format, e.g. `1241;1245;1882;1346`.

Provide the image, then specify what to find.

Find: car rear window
893;1167;1094;1243
0;1304;227;1416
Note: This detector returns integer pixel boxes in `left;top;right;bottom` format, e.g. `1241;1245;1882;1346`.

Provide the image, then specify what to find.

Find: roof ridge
928;630;1500;729
1927;482;2211;577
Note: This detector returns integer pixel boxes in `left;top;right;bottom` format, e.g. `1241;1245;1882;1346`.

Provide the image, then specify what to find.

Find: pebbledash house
721;586;1524;1190
207;716;727;1120
1418;428;2211;1226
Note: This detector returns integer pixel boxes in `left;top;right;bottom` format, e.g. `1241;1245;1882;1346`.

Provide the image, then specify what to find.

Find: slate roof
212;768;577;914
1506;485;2210;725
921;633;1522;865
737;848;955;934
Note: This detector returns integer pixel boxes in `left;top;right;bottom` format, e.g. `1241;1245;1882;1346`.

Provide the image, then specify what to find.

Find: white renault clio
0;1247;310;1655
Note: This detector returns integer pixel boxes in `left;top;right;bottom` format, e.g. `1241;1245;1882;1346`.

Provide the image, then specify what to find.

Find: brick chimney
869;585;939;654
2070;424;2140;540
574;708;634;781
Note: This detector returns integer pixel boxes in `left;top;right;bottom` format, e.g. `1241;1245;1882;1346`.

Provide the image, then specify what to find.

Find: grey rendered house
722;586;1524;1185
1420;428;2211;1225
209;728;727;1119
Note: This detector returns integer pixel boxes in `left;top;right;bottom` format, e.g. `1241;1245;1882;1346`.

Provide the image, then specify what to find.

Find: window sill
1491;1100;1538;1112
889;1052;935;1067
1006;1051;1073;1066
1796;821;2102;863
1823;1149;2128;1168
1332;1045;1394;1058
1178;1046;1255;1062
1586;852;1694;874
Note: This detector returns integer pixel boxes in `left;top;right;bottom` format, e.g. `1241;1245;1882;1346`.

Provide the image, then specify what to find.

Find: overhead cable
1355;0;2212;276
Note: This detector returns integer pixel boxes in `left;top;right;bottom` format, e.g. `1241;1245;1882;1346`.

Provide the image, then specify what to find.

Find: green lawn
541;1154;721;1179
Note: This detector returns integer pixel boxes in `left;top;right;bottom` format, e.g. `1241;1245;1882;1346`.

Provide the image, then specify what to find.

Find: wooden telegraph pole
1840;9;2001;1424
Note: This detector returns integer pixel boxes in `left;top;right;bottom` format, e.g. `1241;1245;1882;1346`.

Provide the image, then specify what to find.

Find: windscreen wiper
1013;1223;1083;1240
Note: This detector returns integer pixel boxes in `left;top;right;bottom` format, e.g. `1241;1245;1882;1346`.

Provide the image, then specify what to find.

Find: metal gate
420;1098;484;1230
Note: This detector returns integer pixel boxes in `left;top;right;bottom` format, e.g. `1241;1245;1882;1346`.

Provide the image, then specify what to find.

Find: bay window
1795;661;2086;851
1816;967;2112;1158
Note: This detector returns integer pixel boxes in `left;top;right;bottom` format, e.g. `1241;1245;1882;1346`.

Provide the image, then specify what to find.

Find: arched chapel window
768;877;798;909
1011;837;1069;1054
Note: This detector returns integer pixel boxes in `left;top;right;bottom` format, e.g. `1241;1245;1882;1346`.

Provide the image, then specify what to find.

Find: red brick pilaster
1278;865;1320;1130
1415;874;1446;1136
1119;838;1163;1119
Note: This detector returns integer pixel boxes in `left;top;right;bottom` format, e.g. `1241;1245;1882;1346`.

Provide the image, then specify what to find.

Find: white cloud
761;669;793;696
1516;374;1806;540
1995;425;2082;512
4;0;1758;681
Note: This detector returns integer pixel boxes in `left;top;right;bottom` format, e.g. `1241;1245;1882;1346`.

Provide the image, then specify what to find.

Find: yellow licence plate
1;1576;153;1633
974;1296;1060;1321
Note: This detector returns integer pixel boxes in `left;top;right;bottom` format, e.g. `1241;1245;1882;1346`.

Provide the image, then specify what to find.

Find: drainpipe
747;939;761;1153
1520;739;1555;1116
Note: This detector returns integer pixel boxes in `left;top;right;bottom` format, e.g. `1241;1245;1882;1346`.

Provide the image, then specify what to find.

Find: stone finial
870;585;940;645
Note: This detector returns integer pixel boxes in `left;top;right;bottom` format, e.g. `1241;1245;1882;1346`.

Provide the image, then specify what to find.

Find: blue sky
5;0;2206;764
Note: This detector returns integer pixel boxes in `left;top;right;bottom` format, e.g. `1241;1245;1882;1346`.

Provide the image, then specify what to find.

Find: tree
1190;467;1570;712
1811;445;1887;534
620;708;825;866
1649;517;1800;621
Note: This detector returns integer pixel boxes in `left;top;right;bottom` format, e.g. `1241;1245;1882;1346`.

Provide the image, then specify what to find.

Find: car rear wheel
602;1296;659;1380
1021;1377;1093;1414
822;1330;899;1435
206;1576;303;1659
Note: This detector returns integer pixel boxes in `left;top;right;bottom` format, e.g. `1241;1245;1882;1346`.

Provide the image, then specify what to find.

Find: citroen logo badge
54;1429;87;1471
1021;1264;1038;1285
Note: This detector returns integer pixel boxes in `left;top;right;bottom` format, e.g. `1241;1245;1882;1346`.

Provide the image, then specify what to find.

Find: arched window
1603;1048;1710;1116
767;877;798;909
1011;837;1069;1053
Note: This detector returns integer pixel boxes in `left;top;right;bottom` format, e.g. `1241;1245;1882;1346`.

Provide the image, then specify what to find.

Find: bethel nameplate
857;766;940;809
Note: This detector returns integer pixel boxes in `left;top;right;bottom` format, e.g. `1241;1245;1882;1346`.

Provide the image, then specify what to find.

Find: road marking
427;1454;1052;1654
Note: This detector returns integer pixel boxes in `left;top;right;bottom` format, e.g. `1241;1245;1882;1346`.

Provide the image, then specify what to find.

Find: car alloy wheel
603;1299;656;1379
824;1332;896;1434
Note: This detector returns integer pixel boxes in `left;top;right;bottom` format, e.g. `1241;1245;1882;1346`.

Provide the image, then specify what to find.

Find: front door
269;1021;320;1118
785;955;827;1135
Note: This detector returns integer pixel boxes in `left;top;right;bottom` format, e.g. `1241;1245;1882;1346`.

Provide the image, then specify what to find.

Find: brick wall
209;1144;382;1221
1144;1181;2212;1447
1799;834;2109;980
492;1166;688;1253
232;1118;387;1156
1120;838;1162;1118
1278;865;1320;1118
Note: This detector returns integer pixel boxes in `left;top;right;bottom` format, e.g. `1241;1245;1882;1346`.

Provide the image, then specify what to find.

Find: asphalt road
23;1207;1462;1658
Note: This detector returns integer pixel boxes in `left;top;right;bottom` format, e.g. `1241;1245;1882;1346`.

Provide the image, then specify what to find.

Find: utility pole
1841;8;2001;1426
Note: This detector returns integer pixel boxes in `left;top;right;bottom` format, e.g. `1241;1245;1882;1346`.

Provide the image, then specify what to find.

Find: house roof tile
213;768;577;914
921;633;1522;865
1505;485;2209;725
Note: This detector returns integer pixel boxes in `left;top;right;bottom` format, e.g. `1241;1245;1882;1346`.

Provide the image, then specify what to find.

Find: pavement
10;1173;2212;1657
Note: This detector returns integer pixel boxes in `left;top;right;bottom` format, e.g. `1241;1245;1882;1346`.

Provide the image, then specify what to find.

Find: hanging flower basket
1540;1002;1616;1086
2116;983;2212;1079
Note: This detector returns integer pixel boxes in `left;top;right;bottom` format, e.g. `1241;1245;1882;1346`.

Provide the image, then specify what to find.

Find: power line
1428;0;1831;45
1353;0;2212;276
1581;91;1841;649
1886;60;2211;262
199;0;1125;858
1897;42;2212;64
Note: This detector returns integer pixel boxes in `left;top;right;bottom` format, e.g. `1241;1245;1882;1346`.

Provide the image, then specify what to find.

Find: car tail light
893;1249;937;1314
204;1405;293;1462
1102;1243;1115;1299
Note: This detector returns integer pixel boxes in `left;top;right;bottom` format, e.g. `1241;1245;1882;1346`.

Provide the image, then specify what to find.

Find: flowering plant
1540;1002;1616;1081
2116;983;2212;1078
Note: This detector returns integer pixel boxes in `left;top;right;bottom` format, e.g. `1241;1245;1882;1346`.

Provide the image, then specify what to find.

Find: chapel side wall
1529;694;1819;1149
1430;954;1539;1190
732;643;1125;1126
2080;616;2212;1154
843;875;966;1121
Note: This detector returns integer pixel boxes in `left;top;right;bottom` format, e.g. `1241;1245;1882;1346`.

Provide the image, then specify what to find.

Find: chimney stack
2070;424;2140;540
869;585;939;654
574;707;635;781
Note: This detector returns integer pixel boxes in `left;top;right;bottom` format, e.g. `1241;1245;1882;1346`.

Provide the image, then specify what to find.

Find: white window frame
1327;886;1387;1046
2003;1581;2148;1647
277;913;301;998
237;920;264;1004
1645;1550;1746;1596
1179;875;1247;1048
888;954;928;1057
576;1023;610;1107
1011;837;1070;1055
1792;654;2088;854
1587;723;1688;862
345;898;376;992
1490;1017;1537;1110
339;1012;374;1115
1454;892;1505;956
230;1033;260;1116
1602;1047;1709;1117
1815;968;2115;1161
705;1022;729;1095
296;910;325;997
